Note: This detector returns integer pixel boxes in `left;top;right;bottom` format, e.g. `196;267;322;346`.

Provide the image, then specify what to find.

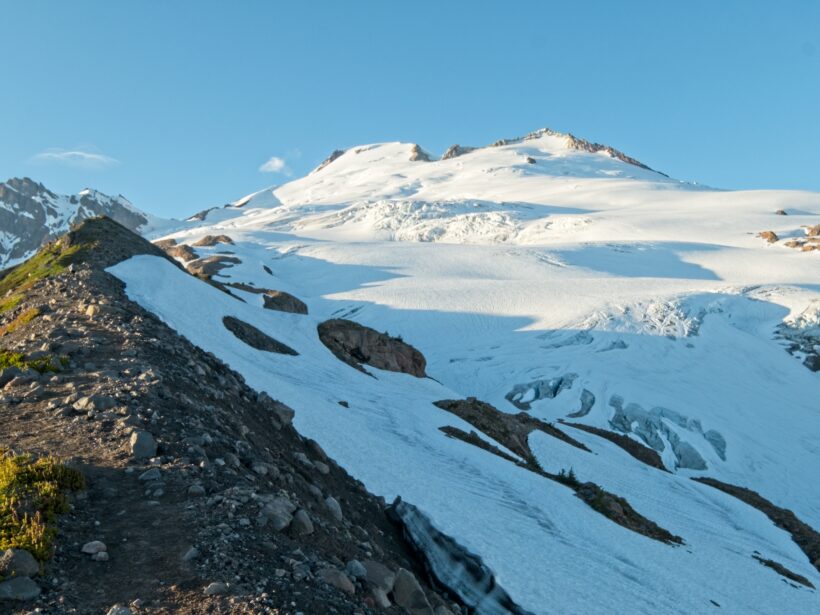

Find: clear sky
2;1;819;219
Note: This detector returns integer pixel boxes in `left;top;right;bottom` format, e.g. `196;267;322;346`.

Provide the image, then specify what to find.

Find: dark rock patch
226;283;308;314
222;316;298;355
693;477;820;573
560;421;668;471
311;149;346;174
574;482;683;544
439;426;520;464
263;291;308;315
752;553;815;589
441;145;477;160
318;319;426;377
434;397;590;461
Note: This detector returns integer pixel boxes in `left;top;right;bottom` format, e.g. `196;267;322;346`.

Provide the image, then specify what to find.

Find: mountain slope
0;177;166;268
109;128;820;613
0;217;468;613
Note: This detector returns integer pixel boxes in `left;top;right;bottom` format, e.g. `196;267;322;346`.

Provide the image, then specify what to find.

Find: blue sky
2;1;819;218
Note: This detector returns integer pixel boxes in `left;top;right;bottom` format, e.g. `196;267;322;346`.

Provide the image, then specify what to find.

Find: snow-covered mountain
0;177;166;268
49;128;820;612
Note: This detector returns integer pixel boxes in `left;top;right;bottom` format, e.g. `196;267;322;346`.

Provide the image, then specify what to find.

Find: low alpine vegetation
0;451;85;562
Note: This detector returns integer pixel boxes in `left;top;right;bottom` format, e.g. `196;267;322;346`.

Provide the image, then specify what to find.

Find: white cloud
31;148;119;169
259;155;291;175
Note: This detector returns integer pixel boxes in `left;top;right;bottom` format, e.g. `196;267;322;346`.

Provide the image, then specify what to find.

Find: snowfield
111;129;820;613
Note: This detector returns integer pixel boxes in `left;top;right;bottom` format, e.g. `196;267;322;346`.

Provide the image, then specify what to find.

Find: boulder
129;430;157;459
73;394;116;411
0;576;41;601
319;568;355;595
0;548;39;577
290;509;314;535
363;560;396;593
392;568;433;614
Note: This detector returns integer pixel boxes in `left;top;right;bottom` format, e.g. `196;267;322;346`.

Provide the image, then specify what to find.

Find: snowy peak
0;177;161;268
310;126;663;177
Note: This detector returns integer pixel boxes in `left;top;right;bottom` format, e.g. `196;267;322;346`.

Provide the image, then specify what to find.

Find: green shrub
0;307;40;337
0;452;85;563
0;350;65;374
0;295;22;315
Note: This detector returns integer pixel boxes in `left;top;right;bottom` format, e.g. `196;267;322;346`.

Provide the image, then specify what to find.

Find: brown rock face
317;319;427;377
192;234;234;247
263;291;308;315
225;283;308;314
758;230;779;243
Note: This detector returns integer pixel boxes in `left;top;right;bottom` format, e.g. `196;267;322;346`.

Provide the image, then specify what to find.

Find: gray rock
187;484;206;497
0;367;22;388
318;567;355;595
271;403;294;426
371;587;392;608
182;546;200;562
290;509;314;535
81;541;107;555
204;581;228;595
392;568;433;614
73;394;116;411
324;496;343;522
258;496;296;531
0;576;41;600
138;468;161;482
129;430;157;458
345;559;367;580
363;560;396;592
106;606;133;615
0;548;39;577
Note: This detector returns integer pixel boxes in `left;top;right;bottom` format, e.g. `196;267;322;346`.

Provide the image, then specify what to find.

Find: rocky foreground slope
0;218;487;614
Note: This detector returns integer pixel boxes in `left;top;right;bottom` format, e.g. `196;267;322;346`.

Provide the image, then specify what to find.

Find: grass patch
0;307;41;338
0;351;65;374
0;451;85;563
0;295;22;315
0;240;88;298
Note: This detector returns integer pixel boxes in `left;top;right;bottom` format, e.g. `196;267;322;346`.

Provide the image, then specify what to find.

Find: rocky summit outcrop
318;319;427;377
0;217;461;614
0;178;151;268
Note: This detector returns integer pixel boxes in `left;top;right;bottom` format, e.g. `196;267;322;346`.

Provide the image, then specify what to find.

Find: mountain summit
0;177;164;268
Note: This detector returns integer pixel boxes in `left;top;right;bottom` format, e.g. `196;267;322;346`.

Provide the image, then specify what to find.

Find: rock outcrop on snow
318;319;428;377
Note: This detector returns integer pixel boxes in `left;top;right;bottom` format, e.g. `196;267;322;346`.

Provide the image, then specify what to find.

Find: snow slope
109;128;820;613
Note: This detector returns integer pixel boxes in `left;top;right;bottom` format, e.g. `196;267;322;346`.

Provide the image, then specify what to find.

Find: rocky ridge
0;218;466;614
